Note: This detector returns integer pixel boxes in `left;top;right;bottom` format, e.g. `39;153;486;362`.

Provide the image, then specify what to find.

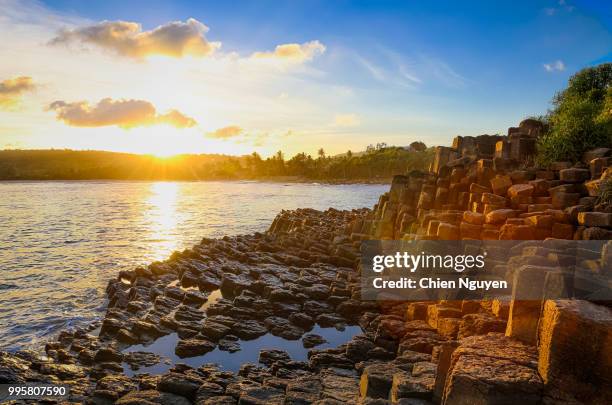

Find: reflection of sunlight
146;182;180;261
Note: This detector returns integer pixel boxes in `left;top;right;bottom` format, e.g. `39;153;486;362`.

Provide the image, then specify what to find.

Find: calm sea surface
0;181;386;351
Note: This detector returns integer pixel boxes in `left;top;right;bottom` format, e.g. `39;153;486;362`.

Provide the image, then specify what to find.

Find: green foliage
537;63;612;165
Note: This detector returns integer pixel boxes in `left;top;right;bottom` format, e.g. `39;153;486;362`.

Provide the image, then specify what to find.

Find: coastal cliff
0;119;610;404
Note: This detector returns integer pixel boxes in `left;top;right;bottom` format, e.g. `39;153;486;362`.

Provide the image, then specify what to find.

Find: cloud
47;98;197;128
206;125;243;139
251;40;326;63
333;114;361;127
49;18;220;59
543;60;566;72
0;76;36;108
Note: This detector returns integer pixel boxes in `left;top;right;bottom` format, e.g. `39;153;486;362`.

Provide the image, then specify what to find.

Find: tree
537;63;612;164
346;150;353;159
317;148;325;159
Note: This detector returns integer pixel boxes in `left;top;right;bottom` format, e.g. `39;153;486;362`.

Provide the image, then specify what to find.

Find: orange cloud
206;125;243;139
48;98;197;129
50;18;220;59
251;40;326;63
0;76;36;108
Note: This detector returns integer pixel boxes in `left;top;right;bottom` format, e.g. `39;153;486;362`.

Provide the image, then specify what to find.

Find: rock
559;168;591;183
458;313;506;339
577;212;612;228
94;347;123;364
233;320;267;340
346;335;376;362
490;175;512;196
442;334;542;405
538;300;612;403
259;349;291;366
481;193;507;206
238;386;285;404
124;351;161;370
303;334;327;348
551;192;581;210
359;363;402;398
320;368;359;403
508;184;534;198
462;211;484;225
390;372;435;402
116;390;191;405
94;375;138;401
285;376;322;404
582;147;611;164
200;396;236;404
289;313;315;330
499;224;535;240
175;338;215;358
485;209;517;224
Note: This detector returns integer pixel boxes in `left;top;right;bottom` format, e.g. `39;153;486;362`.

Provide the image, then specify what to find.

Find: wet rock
218;335;241;353
94;347;123;364
116;389;191;405
195;381;226;402
39;362;86;379
202;316;235;340
200;396;236;405
0;351;37;383
259;349;291;366
289;312;315;330
345;335;376;362
158;371;203;400
175;337;216;358
233;320;268;340
93;374;138;402
303;333;327;348
264;316;306;340
124;351;161;370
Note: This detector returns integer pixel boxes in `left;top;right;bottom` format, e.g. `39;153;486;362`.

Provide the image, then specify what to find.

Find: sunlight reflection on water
0;180;387;351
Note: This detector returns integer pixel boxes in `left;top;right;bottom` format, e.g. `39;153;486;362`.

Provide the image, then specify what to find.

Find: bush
537;63;612;165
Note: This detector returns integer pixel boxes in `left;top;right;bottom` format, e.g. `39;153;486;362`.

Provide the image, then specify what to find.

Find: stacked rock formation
346;119;611;404
0;120;610;404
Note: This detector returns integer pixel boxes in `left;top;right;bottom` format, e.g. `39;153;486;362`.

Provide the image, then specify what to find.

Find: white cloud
543;60;566;72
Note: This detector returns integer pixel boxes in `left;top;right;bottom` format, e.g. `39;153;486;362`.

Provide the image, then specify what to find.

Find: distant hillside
0;146;433;182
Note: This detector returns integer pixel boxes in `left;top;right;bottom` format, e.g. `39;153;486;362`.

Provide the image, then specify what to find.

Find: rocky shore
1;119;611;404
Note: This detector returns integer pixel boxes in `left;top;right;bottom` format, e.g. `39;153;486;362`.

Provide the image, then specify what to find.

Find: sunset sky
0;0;610;157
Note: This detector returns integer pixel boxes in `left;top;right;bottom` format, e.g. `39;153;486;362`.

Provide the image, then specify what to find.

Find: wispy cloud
48;98;197;128
543;0;575;16
0;76;36;109
49;18;221;60
543;60;566;72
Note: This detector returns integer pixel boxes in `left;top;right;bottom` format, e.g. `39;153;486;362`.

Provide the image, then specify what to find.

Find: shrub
537;63;612;165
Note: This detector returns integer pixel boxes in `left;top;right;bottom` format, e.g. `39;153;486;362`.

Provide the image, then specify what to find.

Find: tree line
0;143;433;182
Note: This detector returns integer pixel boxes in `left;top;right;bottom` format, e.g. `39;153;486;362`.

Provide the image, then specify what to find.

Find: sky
0;0;610;158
